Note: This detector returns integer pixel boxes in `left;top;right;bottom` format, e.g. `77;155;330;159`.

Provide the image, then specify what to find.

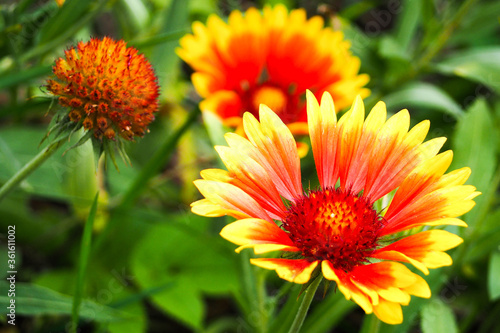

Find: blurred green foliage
0;0;499;332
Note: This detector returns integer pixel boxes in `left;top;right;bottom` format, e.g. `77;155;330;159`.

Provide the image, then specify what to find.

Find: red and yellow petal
215;144;287;219
362;111;432;202
322;260;429;324
251;258;318;284
373;230;463;273
192;179;272;221
382;182;478;236
220;218;298;254
346;101;387;194
306;90;338;188
335;95;366;190
372;298;403;325
243;106;302;201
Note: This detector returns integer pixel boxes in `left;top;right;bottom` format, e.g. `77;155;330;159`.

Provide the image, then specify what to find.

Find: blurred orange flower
177;5;369;134
192;91;479;324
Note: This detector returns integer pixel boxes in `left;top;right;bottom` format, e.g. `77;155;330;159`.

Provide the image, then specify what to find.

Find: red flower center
282;187;383;272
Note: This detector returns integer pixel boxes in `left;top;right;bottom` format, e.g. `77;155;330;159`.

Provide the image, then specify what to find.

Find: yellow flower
191;91;479;324
177;5;369;135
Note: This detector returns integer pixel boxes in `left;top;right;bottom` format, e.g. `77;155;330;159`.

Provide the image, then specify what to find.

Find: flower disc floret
283;187;383;272
46;37;159;141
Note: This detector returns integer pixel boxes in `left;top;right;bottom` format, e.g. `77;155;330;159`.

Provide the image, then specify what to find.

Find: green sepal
62;129;94;155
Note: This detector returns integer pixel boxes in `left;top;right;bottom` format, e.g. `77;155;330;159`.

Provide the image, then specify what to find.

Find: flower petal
220;218;298;254
374;230;463;270
363;111;431;202
347;101;387;193
372;298;403;325
307;90;338;188
243;106;302;201
251;258;318;284
322;261;373;314
215;144;287;219
193;179;271;221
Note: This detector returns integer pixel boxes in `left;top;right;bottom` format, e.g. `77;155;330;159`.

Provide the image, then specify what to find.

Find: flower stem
360;314;381;333
288;276;322;333
416;0;478;70
0;138;65;202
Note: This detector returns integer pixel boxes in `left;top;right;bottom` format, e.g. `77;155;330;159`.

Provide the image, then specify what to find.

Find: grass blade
71;192;99;332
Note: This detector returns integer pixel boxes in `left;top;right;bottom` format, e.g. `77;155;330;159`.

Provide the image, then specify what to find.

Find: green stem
256;270;270;333
360;314;381;333
393;0;479;88
0;138;65;202
71;192;99;333
416;0;478;70
288;276;322;333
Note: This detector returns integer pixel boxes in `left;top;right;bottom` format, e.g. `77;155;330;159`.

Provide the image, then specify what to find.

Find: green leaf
150;0;190;94
37;0;94;44
466;209;500;262
34;269;148;333
131;221;239;329
0;127;69;199
72;192;99;329
421;299;458;333
394;0;421;51
382;82;463;118
451;98;497;228
378;36;411;62
0;64;52;90
488;251;500;301
0;281;130;322
434;47;500;93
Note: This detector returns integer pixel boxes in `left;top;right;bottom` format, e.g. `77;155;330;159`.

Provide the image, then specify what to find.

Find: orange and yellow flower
177;5;369;133
191;91;479;324
46;37;159;142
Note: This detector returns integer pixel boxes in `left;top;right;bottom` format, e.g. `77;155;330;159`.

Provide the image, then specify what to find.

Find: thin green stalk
393;0;479;87
71;192;99;333
288;276;322;333
360;314;381;333
416;0;478;70
130;30;188;49
0;138;65;202
256;270;271;333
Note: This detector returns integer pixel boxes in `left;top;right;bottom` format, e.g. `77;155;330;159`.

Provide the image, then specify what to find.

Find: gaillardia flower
46;37;159;144
191;92;479;324
177;5;369;133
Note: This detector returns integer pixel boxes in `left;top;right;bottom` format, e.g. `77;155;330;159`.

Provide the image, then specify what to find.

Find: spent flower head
46;37;159;164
